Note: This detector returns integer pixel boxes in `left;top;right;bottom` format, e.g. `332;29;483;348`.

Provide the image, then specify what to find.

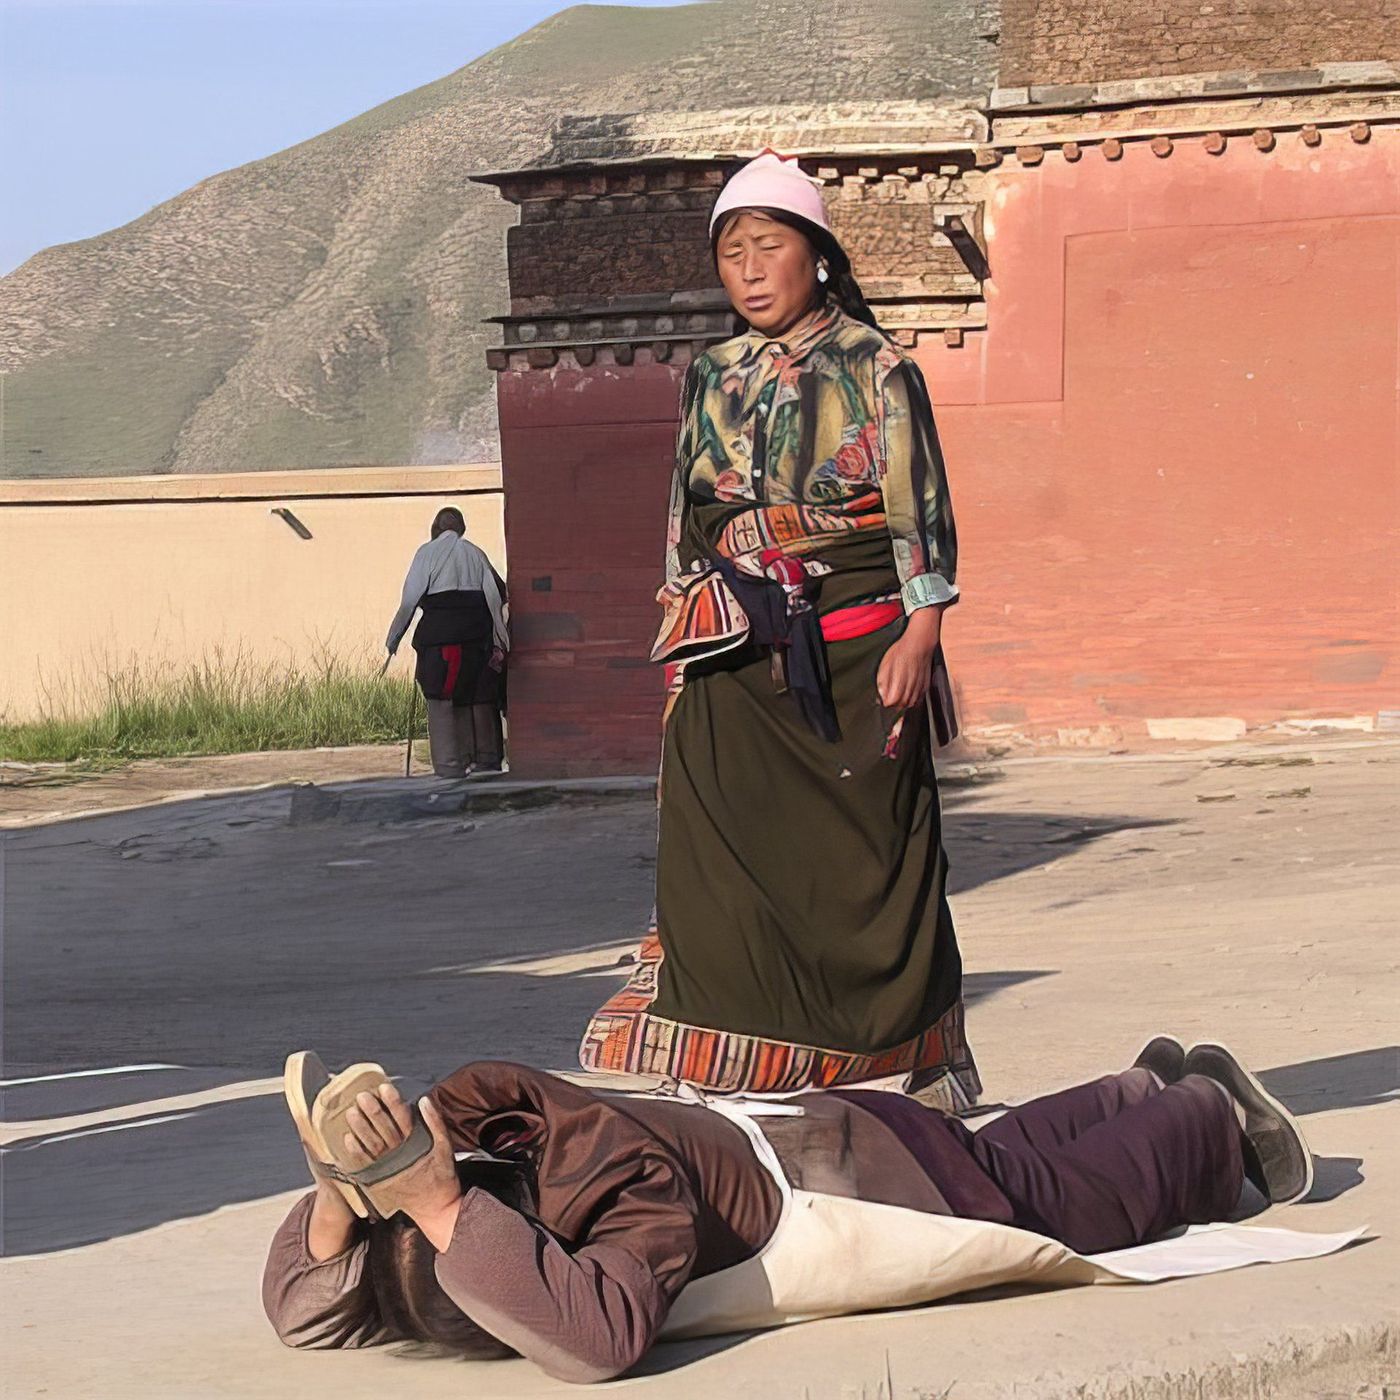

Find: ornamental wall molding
476;78;1397;373
989;60;1399;113
473;102;989;181
484;291;988;373
484;300;733;372
989;84;1400;156
494;161;986;227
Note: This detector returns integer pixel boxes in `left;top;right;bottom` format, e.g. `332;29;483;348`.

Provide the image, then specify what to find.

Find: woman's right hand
339;1088;464;1252
876;604;944;711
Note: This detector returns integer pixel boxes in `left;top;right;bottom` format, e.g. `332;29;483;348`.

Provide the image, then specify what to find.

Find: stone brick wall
506;194;717;308
999;0;1400;88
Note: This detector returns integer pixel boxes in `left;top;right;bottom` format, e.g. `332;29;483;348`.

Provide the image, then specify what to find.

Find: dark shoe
1184;1042;1313;1205
1133;1034;1186;1085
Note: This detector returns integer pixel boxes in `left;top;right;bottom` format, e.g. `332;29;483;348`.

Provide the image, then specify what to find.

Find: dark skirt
414;641;497;706
580;617;979;1099
412;588;497;707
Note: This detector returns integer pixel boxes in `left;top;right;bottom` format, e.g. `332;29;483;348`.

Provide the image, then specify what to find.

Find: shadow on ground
1260;1046;1400;1116
1259;1046;1399;1209
0;782;1223;1255
2;1096;300;1255
1306;1156;1365;1203
3;787;1163;1082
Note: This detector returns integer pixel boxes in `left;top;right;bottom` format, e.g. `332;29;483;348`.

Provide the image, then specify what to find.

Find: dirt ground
0;744;416;827
0;728;1375;827
2;735;1396;1398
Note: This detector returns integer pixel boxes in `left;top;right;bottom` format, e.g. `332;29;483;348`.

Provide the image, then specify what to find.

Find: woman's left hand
877;606;943;711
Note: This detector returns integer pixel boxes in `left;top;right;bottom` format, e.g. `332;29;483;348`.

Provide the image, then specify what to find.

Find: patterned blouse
665;304;959;614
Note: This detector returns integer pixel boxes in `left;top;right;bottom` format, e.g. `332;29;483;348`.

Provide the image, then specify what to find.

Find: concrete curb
288;772;659;825
284;755;1076;826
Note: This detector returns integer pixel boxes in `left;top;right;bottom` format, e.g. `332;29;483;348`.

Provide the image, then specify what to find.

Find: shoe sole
283;1051;372;1220
1187;1041;1314;1205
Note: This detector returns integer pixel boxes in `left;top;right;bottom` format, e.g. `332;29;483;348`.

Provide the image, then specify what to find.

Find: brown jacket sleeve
261;1193;397;1349
430;1062;700;1382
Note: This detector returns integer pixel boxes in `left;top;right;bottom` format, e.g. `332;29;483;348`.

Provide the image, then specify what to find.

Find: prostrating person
581;150;973;1101
385;507;508;777
262;1037;1354;1384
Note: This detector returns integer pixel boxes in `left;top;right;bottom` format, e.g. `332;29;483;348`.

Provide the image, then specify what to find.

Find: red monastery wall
496;362;683;776
482;100;1398;777
914;125;1399;742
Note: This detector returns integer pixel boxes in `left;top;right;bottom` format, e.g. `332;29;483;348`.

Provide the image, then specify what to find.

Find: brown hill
0;0;995;478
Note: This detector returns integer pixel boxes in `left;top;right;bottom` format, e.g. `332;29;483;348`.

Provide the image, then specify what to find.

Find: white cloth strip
1086;1222;1369;1281
0;1076;282;1145
0;1063;183;1088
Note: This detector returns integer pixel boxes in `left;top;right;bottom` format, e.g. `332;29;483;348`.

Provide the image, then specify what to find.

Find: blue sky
0;0;683;274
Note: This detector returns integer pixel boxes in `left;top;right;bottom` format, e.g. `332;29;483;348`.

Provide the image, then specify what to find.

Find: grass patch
0;652;419;764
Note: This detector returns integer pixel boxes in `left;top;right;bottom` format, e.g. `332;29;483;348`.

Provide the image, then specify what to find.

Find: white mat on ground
1087;1220;1366;1281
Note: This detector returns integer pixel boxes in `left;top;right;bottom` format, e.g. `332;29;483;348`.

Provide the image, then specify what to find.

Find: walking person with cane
385;508;509;778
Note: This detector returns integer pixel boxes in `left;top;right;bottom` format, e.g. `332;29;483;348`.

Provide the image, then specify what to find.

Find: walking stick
404;681;418;777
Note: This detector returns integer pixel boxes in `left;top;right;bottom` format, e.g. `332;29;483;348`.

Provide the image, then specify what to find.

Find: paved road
0;776;1137;1254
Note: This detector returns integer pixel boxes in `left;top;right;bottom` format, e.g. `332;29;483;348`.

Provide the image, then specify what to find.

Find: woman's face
714;210;821;338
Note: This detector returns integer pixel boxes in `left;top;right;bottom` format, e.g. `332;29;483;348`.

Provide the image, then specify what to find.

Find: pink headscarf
708;149;831;238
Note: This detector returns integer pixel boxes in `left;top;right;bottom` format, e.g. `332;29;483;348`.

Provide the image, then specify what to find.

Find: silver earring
816;264;829;284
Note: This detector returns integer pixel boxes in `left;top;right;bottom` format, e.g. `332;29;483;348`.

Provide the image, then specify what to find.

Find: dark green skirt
580;619;979;1098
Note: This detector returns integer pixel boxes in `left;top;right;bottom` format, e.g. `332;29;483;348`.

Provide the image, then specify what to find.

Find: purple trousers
841;1068;1244;1255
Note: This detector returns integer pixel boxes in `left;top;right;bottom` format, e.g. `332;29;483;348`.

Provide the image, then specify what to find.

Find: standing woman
581;152;979;1107
385;508;509;778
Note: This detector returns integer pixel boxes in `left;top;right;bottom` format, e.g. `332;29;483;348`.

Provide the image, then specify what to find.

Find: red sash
820;600;903;642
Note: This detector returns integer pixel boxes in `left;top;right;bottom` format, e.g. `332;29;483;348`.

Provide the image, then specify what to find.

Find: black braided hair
709;204;884;335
